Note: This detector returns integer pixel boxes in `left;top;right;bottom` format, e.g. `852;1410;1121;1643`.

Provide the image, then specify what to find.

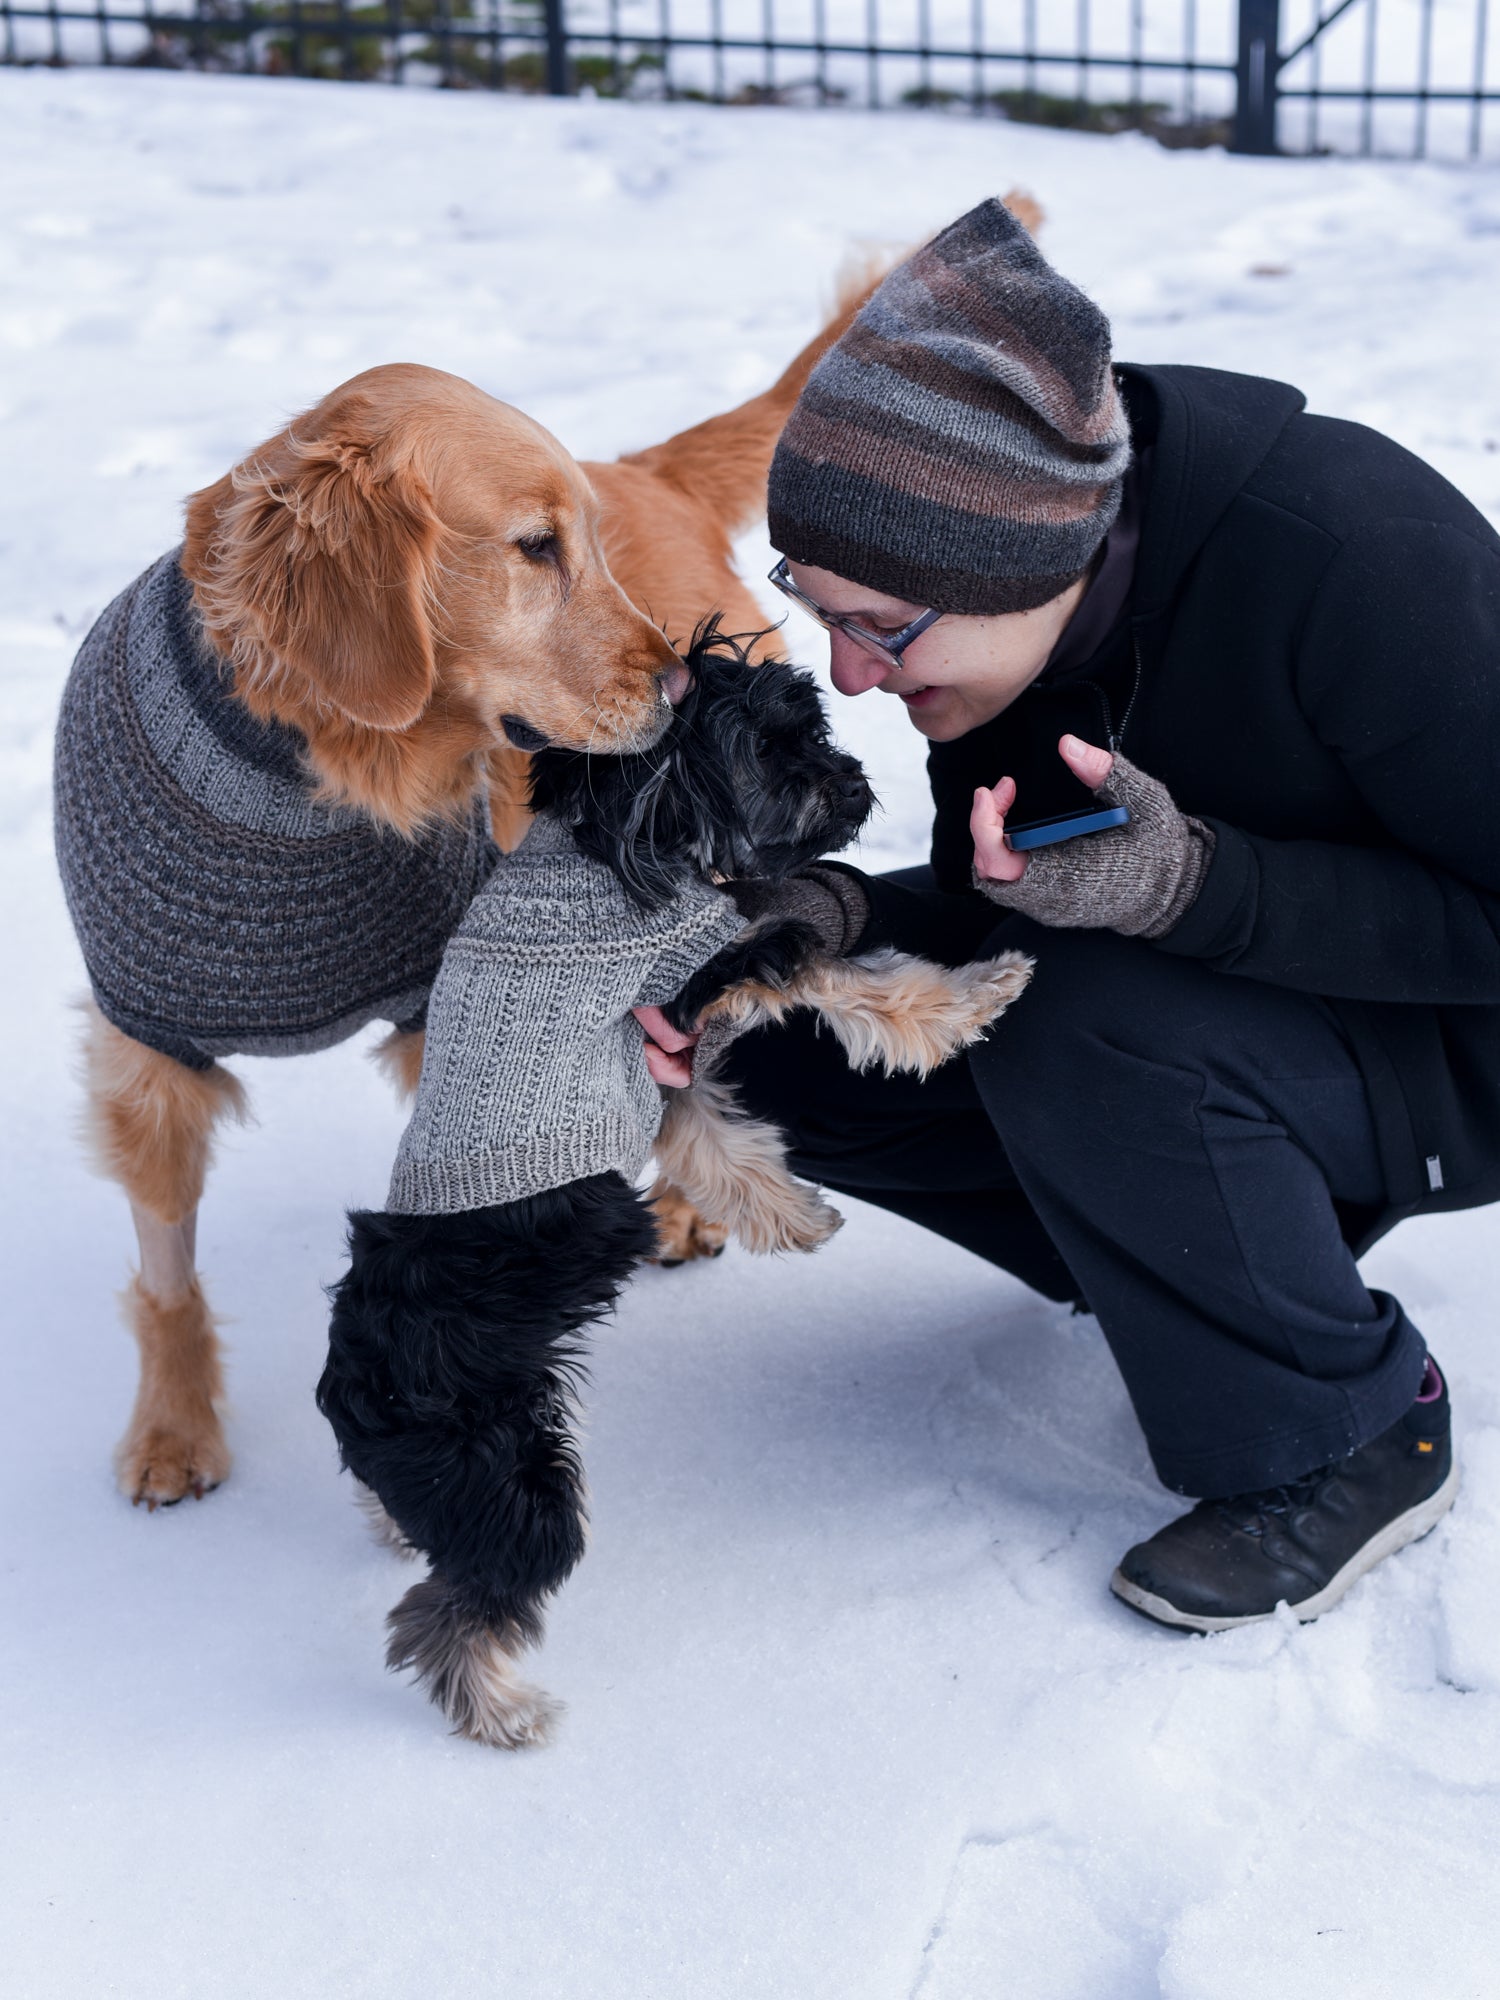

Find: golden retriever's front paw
116;1417;231;1510
648;1179;730;1266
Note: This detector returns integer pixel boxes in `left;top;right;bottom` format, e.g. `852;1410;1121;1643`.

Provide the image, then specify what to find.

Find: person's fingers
633;1004;699;1089
970;784;1028;884
632;1004;700;1054
1059;734;1115;790
641;1039;695;1089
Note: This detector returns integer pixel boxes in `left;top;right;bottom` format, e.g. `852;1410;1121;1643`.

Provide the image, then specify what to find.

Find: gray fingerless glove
726;864;871;957
974;755;1215;940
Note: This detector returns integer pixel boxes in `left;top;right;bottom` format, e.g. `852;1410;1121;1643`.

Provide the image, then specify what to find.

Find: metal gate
2;0;1496;158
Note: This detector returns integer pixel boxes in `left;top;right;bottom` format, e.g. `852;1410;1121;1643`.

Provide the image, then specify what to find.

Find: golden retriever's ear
183;408;440;732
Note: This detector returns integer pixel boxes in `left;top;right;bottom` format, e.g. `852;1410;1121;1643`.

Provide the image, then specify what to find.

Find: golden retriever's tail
619;190;1043;541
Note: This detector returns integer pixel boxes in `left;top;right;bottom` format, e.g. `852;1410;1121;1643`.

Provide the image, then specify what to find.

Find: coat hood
1118;364;1308;622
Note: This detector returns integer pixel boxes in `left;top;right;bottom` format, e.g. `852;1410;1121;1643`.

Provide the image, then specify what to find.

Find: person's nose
828;633;895;698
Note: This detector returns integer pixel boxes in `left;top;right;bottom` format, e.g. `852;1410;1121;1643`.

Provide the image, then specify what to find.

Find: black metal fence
2;0;1496;158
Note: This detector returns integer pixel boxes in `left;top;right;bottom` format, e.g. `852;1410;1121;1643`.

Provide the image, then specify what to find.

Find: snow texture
3;67;1500;2000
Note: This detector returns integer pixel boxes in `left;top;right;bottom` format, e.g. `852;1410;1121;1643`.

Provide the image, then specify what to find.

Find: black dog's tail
317;1174;656;1745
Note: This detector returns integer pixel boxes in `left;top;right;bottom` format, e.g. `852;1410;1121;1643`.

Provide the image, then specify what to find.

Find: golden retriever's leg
647;1175;730;1265
79;1001;247;1508
655;1079;841;1256
371;1025;425;1103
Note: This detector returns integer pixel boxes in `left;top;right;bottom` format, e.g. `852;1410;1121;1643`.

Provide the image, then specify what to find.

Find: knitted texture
974;756;1215;939
768;196;1132;614
725;864;870;957
53;553;497;1069
387;815;746;1215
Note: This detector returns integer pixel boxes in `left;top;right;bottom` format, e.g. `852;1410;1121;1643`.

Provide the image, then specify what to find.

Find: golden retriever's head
182;364;684;834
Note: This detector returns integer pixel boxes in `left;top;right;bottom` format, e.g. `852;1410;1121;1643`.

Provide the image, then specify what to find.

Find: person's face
785;560;1088;742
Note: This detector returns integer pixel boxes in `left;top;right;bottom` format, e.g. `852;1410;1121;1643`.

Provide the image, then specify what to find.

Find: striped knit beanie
768;197;1132;615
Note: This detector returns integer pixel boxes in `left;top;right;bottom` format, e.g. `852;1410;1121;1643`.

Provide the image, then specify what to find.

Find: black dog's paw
662;917;825;1036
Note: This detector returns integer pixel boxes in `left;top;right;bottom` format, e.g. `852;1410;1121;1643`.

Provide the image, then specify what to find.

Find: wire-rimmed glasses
768;557;943;671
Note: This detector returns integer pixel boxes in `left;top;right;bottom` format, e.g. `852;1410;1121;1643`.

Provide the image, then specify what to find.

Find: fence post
543;0;571;95
1231;0;1282;153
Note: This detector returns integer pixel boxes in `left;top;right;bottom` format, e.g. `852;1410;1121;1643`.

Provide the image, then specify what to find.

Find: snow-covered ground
3;68;1500;2000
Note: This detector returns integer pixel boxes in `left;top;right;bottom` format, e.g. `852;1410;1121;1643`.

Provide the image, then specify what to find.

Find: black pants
723;905;1428;1499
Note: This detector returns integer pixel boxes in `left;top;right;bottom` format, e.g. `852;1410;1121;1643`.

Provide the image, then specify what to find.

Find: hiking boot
1111;1357;1458;1632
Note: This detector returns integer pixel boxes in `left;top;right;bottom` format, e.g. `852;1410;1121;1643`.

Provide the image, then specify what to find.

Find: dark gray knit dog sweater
54;553;497;1070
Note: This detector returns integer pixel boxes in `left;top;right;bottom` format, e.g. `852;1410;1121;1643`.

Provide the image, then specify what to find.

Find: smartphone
1002;745;1129;852
1006;803;1129;851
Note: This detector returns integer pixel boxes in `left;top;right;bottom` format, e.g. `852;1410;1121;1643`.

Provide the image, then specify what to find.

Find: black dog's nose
834;770;873;807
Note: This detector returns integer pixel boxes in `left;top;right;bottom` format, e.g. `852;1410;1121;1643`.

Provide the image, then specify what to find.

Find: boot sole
1109;1458;1460;1634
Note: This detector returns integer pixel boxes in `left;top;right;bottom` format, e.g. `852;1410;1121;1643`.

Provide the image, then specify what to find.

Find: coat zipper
1077;635;1144;755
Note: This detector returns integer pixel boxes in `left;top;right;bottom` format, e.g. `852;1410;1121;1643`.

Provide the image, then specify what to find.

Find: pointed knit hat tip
768;195;1132;616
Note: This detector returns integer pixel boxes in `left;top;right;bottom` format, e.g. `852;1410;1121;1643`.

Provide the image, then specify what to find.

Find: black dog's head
528;622;875;910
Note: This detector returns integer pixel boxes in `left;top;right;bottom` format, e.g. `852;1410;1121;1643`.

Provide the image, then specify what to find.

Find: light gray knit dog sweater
387;815;746;1216
54;552;496;1069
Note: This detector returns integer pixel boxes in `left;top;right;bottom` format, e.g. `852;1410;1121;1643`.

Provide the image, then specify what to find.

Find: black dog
317;629;879;1747
319;627;1031;1746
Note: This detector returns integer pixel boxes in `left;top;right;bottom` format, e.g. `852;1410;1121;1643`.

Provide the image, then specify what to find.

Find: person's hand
969;735;1216;940
726;865;870;958
971;735;1115;884
633;1004;700;1088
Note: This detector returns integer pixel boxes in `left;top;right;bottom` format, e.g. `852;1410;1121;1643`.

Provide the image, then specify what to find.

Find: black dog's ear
528;619;780;911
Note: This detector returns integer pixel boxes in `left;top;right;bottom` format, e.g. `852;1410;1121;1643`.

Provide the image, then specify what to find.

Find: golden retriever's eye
517;532;559;564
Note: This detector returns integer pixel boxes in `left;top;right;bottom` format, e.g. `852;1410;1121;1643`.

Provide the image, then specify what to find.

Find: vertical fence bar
711;0;724;100
761;0;772;98
1231;0;1281;151
1361;0;1377;153
917;0;931;103
544;0;569;91
435;0;453;85
390;0;408;85
1472;0;1490;156
1184;0;1197;124
1415;0;1434;154
1129;0;1143;107
1076;0;1088;106
814;0;827;100
1308;0;1322;151
865;0;878;106
970;0;982;112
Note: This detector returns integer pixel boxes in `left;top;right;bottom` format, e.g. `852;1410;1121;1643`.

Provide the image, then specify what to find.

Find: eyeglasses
768;558;943;671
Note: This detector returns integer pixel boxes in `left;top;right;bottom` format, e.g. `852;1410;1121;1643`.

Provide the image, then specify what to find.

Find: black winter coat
857;362;1500;1228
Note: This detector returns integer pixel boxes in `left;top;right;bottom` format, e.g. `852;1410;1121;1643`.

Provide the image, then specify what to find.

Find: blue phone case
1004;803;1130;852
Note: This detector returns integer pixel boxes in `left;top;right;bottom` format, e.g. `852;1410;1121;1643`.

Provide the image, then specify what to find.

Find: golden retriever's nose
659;660;693;707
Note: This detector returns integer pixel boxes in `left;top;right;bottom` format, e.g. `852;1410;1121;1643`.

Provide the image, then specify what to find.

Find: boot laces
1216;1462;1337;1535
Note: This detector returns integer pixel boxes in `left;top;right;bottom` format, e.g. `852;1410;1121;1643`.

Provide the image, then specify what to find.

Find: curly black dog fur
530;618;874;909
319;625;875;1744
